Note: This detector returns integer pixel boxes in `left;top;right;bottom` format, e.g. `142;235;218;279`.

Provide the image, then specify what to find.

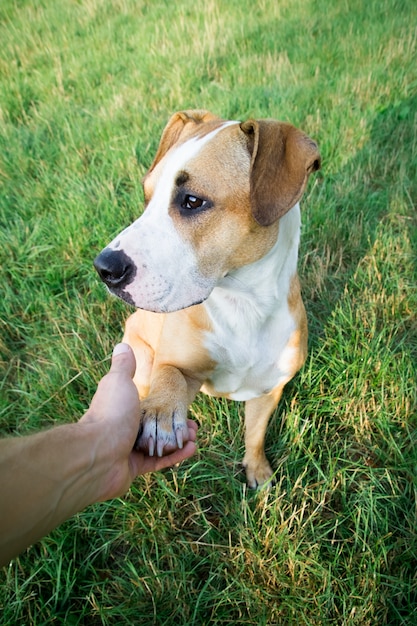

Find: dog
94;110;320;488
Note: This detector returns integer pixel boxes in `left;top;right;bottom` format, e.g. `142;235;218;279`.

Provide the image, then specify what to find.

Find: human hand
80;343;198;501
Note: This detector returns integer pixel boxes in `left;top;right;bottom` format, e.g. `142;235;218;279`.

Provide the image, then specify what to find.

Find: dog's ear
240;119;321;227
147;110;221;175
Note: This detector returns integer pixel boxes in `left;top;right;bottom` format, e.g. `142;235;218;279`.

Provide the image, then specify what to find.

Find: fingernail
112;343;131;357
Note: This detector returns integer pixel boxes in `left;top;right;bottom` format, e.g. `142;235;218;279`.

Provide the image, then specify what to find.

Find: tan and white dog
94;110;320;488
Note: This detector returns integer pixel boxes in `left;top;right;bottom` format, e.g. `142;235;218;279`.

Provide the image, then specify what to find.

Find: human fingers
154;439;197;470
130;438;198;476
186;419;198;440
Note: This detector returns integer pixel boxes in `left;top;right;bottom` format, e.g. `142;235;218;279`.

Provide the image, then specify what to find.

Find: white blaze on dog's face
98;122;278;312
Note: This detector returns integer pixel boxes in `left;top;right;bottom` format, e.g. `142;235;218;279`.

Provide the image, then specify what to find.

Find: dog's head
94;110;320;312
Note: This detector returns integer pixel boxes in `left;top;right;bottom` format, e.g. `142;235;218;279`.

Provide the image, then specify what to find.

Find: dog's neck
206;203;301;324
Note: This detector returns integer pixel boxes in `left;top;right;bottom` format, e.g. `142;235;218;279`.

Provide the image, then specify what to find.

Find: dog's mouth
108;287;137;307
112;289;207;314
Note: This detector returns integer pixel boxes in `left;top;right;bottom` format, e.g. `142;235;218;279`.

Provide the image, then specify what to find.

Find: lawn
0;0;416;623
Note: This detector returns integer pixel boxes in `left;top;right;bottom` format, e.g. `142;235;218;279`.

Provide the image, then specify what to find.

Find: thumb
110;343;136;378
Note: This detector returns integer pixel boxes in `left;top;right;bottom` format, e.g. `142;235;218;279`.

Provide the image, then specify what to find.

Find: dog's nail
157;438;164;457
148;436;155;457
176;428;184;449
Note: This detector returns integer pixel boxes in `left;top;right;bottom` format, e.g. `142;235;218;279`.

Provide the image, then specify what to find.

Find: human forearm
0;421;108;567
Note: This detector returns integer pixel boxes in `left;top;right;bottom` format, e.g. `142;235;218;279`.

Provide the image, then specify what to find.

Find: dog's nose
94;249;135;288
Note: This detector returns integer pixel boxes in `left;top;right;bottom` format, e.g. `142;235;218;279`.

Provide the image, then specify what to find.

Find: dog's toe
134;401;188;457
242;457;275;489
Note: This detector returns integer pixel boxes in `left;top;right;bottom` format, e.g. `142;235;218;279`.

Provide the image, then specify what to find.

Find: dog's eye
182;195;206;211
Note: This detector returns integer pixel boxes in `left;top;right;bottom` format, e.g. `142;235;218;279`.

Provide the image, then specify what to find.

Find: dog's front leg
134;365;200;457
242;384;285;488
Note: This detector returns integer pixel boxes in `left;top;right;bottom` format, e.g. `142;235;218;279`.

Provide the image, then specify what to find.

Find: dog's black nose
94;249;135;288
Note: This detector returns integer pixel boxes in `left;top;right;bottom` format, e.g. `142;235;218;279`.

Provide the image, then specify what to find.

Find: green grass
1;0;416;623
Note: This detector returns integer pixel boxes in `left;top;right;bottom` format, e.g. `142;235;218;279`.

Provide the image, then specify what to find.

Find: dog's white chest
201;289;298;402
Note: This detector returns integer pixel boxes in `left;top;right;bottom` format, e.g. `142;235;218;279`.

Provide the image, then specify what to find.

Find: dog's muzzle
94;248;136;290
94;242;215;312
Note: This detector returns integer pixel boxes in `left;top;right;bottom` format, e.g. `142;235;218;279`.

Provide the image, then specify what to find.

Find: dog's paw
242;455;275;489
134;398;188;457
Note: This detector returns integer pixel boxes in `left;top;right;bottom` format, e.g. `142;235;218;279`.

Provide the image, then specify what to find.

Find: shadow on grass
304;94;417;348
